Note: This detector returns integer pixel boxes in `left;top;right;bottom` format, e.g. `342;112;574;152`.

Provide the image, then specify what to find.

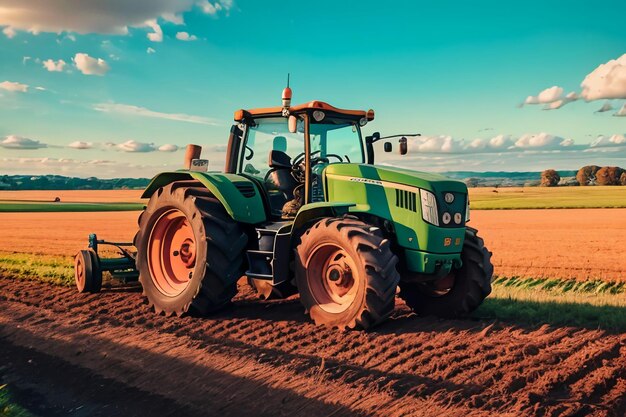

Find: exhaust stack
184;144;202;170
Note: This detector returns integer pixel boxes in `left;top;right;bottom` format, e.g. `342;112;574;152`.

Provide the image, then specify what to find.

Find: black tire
295;217;400;330
135;181;248;316
399;227;493;317
74;249;102;293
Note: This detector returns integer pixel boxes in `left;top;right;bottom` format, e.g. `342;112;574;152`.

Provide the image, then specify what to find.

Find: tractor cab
227;94;374;219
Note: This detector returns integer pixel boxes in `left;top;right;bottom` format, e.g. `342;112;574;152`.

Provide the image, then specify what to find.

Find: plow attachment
74;234;138;293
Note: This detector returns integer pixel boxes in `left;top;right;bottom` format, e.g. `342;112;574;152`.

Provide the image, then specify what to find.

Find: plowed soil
1;277;624;417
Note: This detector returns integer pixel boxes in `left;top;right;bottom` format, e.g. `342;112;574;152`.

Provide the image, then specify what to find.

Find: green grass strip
0;253;74;286
476;275;626;332
0;385;37;417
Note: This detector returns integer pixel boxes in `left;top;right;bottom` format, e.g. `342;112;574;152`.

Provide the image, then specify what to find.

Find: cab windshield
310;121;364;164
239;117;364;180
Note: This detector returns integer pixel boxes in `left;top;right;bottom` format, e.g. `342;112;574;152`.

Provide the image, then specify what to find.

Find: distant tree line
0;175;151;190
540;166;626;187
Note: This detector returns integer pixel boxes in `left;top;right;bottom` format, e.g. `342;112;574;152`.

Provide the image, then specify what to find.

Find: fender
291;201;356;233
142;171;267;224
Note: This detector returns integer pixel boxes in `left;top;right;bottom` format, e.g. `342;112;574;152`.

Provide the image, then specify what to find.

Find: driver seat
268;149;297;199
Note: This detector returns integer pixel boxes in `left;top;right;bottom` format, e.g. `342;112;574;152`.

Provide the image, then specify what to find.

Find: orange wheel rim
148;209;196;297
306;243;360;314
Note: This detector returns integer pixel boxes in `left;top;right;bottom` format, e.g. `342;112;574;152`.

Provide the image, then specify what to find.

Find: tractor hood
323;163;467;194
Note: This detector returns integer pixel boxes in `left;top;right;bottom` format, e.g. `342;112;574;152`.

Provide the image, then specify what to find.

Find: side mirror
372;132;380;142
288;115;298;133
399;137;408;155
383;142;392;152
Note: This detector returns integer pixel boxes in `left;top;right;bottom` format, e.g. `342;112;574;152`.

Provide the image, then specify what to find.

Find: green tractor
76;87;493;330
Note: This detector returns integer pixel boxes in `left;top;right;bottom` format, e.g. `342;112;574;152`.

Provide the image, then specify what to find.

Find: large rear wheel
295;217;400;330
135;181;248;316
399;227;493;317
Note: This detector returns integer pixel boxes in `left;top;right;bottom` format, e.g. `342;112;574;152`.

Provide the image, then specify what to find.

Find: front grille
233;182;256;198
395;189;417;212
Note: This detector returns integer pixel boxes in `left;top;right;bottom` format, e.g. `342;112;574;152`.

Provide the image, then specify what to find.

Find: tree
540;169;560;187
576;165;600;186
621;172;626;186
596;166;625;186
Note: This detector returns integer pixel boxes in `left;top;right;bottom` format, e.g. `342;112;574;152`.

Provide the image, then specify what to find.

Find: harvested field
0;190;143;203
0;211;138;256
470;209;626;282
0;277;624;417
1;208;624;281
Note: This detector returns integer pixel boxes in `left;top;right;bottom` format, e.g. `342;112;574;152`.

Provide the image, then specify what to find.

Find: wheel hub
325;258;354;297
176;238;196;268
306;245;360;313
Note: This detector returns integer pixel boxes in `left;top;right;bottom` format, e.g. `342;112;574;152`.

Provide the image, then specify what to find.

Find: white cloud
596;102;614;113
543;92;578;110
524;86;563;105
580;54;626;101
615;104;626;117
2;26;16;38
94;102;219;125
145;20;163;42
1;135;47;149
403;132;574;154
0;81;28;92
158;144;179;152
200;1;234;15
0;1;197;35
176;31;197;41
488;134;515;150
147;47;156;54
73;53;110;76
524;87;578;110
68;141;93;149
117;140;156;153
590;134;626;148
42;59;67;72
514;133;571;150
407;135;465;153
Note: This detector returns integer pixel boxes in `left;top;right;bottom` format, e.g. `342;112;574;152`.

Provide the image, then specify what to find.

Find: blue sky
0;0;625;177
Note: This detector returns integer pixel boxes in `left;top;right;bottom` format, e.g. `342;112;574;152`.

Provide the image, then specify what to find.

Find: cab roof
234;100;374;122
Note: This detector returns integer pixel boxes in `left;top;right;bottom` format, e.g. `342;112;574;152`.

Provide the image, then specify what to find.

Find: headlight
465;197;470;222
420;189;439;226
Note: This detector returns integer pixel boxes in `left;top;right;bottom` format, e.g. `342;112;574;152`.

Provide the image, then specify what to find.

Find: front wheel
399;227;493;317
295;217;400;330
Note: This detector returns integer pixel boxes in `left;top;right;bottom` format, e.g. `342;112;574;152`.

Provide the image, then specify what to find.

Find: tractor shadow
99;279;626;333
218;292;626;334
101;281;142;293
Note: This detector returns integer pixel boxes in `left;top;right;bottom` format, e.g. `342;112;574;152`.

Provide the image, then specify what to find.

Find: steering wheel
292;151;344;166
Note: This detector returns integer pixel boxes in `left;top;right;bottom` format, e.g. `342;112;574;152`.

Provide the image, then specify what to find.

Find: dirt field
1;204;625;416
1;208;625;281
1;277;624;417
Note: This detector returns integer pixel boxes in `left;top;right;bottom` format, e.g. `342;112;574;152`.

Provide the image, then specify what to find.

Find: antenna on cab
282;73;292;116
